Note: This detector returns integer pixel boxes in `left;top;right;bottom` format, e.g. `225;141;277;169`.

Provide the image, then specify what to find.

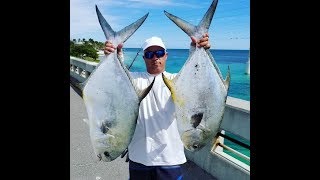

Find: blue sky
70;0;250;50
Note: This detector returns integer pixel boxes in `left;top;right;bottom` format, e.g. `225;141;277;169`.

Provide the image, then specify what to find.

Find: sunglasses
144;49;166;59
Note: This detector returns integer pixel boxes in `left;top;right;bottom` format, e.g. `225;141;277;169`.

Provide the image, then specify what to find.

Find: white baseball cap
142;36;166;51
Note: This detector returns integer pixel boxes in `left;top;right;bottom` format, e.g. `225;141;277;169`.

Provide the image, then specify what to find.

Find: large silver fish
71;5;154;162
162;0;230;152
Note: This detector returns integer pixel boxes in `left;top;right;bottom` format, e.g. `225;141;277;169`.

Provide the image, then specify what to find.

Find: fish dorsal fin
96;5;148;47
205;48;225;83
137;77;155;102
224;65;231;91
164;0;218;39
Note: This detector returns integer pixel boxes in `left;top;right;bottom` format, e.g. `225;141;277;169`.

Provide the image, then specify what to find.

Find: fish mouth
190;142;201;151
98;151;114;162
95;131;116;161
182;124;212;152
103;151;112;161
182;128;205;151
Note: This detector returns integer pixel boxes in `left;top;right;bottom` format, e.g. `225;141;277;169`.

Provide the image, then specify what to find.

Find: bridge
70;56;250;180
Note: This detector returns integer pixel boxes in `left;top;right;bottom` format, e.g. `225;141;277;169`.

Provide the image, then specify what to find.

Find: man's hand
104;41;123;56
190;33;211;50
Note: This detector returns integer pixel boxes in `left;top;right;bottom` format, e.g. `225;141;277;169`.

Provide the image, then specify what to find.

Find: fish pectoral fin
162;73;174;94
106;133;115;139
162;73;184;106
137;77;155;102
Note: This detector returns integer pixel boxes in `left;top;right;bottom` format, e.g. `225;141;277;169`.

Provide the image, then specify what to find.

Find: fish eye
104;151;110;157
193;144;199;149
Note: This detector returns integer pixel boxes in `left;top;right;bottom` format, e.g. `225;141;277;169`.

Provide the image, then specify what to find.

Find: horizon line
122;47;250;51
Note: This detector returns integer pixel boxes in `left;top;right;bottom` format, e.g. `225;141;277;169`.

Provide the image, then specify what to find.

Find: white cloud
128;0;173;5
70;0;121;38
126;0;198;8
70;0;201;38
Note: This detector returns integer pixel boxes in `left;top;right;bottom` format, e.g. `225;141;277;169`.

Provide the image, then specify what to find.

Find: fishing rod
127;46;143;70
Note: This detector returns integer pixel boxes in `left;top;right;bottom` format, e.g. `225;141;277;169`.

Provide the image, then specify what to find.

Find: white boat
245;57;250;75
245;50;250;75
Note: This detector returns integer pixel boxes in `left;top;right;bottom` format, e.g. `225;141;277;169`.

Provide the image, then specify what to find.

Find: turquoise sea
122;48;250;101
122;48;250;165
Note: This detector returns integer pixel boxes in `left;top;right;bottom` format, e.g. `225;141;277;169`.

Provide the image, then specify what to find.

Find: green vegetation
70;38;104;62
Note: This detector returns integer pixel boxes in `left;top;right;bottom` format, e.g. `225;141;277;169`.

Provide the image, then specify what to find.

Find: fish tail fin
198;0;218;31
163;10;197;37
70;76;85;98
95;5;115;39
95;5;148;46
137;77;155;102
164;0;218;39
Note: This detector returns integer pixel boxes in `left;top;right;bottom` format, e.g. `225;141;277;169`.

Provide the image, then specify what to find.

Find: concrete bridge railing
70;56;250;180
185;97;250;180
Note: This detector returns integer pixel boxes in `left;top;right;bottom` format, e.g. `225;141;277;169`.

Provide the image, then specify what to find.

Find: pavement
70;87;216;180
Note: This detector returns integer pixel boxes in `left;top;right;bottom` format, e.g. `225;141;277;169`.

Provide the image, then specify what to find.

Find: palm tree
89;38;94;45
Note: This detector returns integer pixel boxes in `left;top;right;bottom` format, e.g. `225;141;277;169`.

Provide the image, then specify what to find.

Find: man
104;34;210;180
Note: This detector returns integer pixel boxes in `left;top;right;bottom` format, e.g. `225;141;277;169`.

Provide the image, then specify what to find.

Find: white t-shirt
127;71;187;166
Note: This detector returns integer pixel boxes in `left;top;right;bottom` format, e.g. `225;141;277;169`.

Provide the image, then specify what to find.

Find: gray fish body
83;53;139;161
163;0;230;152
80;6;152;162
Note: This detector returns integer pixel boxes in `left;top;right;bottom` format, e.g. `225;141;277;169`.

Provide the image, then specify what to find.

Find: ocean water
122;48;250;101
122;48;250;165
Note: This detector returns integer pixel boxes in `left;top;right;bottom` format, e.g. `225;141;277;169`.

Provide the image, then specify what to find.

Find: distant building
97;50;104;56
75;41;84;45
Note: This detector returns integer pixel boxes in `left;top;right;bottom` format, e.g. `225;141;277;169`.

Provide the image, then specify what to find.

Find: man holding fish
104;34;210;180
